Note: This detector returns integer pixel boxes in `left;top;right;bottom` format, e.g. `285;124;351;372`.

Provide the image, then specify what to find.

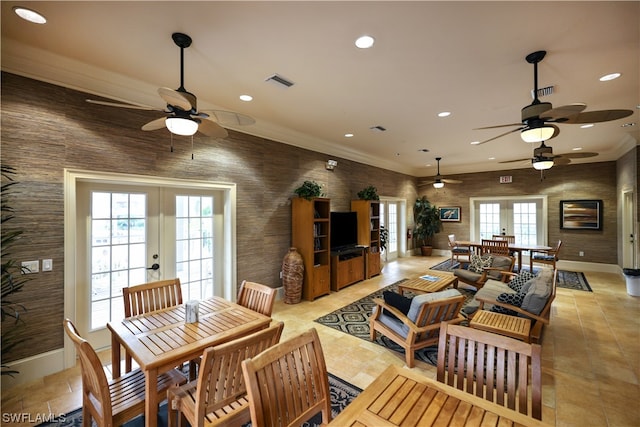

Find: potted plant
380;225;389;261
357;185;380;201
294;180;323;200
413;196;442;256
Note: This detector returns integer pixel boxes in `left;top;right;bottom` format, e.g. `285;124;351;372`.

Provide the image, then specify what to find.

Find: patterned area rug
314;280;475;366
430;259;593;292
36;373;361;426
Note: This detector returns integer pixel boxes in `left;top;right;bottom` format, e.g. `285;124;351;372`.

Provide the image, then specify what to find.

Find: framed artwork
439;206;461;222
560;200;602;230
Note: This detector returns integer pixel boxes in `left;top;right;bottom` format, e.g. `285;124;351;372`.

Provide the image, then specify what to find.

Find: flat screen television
330;211;358;251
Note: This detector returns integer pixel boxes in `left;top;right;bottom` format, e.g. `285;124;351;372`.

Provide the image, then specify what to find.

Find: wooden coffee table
397;270;458;295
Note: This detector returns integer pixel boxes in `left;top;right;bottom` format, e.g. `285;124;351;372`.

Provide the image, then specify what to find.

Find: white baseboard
1;349;65;391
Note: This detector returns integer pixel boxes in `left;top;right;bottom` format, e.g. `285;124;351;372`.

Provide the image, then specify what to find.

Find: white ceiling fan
87;32;254;139
418;157;462;188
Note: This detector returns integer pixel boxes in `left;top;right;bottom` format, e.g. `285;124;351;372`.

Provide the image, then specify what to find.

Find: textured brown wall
0;72;624;363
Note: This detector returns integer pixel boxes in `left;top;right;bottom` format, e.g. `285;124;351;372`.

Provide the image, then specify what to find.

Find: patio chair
370;288;466;368
453;254;515;291
448;234;471;264
63;318;185;427
241;328;332;426
530;239;562;272
437;321;542;420
481;238;510;256
237;280;277;317
167;321;285;427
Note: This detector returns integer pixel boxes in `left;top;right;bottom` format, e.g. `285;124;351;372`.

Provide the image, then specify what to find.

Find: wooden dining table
330;365;551;427
107;296;271;427
458;241;552;271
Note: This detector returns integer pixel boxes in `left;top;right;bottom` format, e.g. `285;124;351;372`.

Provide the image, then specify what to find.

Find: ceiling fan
473;50;633;145
499;141;598;170
87;32;254;139
419;157;462;188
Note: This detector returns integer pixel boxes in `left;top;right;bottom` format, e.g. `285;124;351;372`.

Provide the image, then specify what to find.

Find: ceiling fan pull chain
191;135;194;160
170;132;174;152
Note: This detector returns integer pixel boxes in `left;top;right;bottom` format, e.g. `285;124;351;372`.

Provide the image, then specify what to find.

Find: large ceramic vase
282;247;304;304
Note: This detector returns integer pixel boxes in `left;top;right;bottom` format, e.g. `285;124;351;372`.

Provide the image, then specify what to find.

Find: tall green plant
413;196;442;247
1;165;30;376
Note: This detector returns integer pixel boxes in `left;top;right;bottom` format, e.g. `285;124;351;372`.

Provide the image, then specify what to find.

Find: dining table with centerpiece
107;296;272;427
457;240;552;271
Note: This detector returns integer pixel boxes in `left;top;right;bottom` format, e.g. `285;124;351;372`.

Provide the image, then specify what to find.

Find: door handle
146;263;160;271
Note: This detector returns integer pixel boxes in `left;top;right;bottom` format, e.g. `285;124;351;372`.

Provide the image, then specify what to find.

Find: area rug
314;280;475;366
36;372;361;426
430;259;593;292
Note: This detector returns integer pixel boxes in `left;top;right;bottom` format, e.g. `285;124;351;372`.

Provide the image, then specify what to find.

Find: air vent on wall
369;125;387;132
531;85;554;99
265;73;295;88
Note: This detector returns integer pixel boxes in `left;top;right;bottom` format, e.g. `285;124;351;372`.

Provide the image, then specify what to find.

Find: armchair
530;239;562;272
447;234;471;264
370;288;465;368
453;253;515;290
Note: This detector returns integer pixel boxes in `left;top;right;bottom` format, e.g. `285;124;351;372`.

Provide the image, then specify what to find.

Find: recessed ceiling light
599;72;621;82
470;141;480;145
572;147;583;151
488;157;496;160
13;6;47;24
355;35;375;49
239;94;253;102
437;111;451;118
344;133;354;138
580;124;594;129
621;122;636;127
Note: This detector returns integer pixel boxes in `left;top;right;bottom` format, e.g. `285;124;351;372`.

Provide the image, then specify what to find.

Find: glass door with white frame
472;197;547;246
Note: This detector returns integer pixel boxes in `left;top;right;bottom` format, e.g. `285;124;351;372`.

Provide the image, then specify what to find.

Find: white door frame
622;190;637;268
63;169;237;368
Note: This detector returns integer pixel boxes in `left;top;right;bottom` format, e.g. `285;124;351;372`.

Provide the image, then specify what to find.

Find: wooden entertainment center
330;247;366;291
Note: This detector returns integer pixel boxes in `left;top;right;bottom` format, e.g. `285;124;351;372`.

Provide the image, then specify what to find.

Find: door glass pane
513;202;537;245
176;195;215;300
388;203;398;253
90;191;147;330
479;203;500;239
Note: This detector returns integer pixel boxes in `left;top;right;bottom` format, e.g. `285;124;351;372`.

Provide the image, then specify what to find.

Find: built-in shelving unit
351;199;382;278
292;197;331;301
330;247;365;291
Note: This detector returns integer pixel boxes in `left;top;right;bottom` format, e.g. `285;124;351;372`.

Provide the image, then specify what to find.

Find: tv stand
331;247;365;291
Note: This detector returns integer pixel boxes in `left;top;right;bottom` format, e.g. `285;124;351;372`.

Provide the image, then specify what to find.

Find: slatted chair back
168;322;285;427
241;328;332;427
448;234;471;263
481;239;510;256
64;318;185;427
237;280;277;317
492;234;516;244
123;278;183;317
436;321;542;420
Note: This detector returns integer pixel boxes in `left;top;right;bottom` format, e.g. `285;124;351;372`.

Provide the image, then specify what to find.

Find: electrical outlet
42;259;53;271
579;251;584;257
21;260;39;274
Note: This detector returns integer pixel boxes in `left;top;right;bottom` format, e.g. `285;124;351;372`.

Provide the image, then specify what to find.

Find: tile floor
2;255;639;426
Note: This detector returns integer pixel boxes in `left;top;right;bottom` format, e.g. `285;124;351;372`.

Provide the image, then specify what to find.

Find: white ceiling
2;1;639;177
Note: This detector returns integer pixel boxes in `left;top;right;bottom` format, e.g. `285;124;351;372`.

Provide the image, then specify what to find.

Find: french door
470;196;548;245
66;170;236;353
380;199;407;260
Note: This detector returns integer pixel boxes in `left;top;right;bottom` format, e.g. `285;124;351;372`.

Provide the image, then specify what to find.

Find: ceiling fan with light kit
87;32;254;141
473;50;633;146
419;157;462;188
499;141;598;171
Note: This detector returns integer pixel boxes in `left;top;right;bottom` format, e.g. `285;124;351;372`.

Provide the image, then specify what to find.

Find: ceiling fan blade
554;151;598;159
564;109;634;124
473;123;523;130
158;87;194;111
554;157;571;166
442;179;462;184
499;157;530;164
475;126;525;145
203;110;256;126
141;117;167;131
541;103;587;121
198;118;229;138
86;99;159;111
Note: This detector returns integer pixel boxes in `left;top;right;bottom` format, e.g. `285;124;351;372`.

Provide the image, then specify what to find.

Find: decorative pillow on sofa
382;290;413;321
521;268;554;315
508;270;537;292
491;292;525;316
486;255;513;280
469;254;492;273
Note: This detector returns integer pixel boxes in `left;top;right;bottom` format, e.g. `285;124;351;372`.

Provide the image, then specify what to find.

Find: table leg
145;368;159;427
110;333;121;379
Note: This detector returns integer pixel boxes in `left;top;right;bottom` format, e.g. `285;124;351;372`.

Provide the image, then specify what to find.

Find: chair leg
405;348;415;368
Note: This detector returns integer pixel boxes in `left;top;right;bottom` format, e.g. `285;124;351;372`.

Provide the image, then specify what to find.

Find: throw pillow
508;270;537;292
491;292;524;316
469;254;492;273
382;290;413;321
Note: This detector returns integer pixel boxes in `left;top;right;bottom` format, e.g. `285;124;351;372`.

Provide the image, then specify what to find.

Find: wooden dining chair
122;278;185;373
436;321;542;420
237;280;277;317
530;239;562;272
241;328;332;426
492;234;516;244
448;234;471;264
167;321;285;427
481;238;510;256
63;318;185;427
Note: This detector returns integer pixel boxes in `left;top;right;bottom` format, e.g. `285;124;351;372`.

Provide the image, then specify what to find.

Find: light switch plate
42;259;53;271
21;260;39;274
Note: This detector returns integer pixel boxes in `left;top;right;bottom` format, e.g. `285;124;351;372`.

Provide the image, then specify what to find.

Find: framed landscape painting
560;200;602;230
439;206;461;222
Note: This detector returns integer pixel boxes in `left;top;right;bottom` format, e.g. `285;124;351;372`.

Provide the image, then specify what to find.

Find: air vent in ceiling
265;73;295;88
369;125;387;132
531;85;554;99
